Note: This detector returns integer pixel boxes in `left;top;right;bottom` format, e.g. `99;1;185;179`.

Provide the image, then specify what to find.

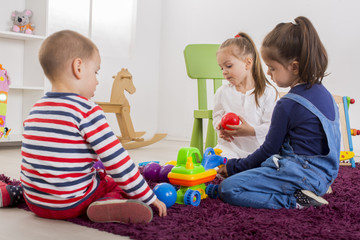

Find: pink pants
25;172;128;219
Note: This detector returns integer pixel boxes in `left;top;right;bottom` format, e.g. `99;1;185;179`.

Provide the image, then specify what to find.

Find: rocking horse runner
96;68;166;149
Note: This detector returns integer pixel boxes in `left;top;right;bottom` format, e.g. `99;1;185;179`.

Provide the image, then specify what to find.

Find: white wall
46;0;163;139
93;0;163;139
157;0;360;155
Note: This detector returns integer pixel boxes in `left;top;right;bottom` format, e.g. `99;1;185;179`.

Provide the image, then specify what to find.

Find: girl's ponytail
220;32;277;107
262;16;328;86
294;16;328;85
239;32;275;107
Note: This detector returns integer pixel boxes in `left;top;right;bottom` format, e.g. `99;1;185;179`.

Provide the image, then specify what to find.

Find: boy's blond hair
38;30;98;81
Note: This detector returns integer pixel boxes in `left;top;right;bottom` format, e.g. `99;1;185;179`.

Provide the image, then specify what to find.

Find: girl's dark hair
262;16;328;86
219;32;277;107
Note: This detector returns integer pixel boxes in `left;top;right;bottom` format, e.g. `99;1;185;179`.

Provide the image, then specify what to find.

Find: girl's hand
217;165;228;178
216;122;234;142
223;116;255;137
151;198;167;217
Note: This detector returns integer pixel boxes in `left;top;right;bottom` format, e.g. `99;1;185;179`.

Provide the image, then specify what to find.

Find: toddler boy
1;30;166;223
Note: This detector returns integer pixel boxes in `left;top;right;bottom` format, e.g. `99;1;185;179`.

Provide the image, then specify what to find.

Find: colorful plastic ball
221;112;241;130
93;161;105;170
165;160;177;166
153;183;177;208
143;162;162;182
158;164;174;183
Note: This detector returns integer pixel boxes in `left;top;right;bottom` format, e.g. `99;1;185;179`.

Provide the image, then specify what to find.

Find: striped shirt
21;92;156;210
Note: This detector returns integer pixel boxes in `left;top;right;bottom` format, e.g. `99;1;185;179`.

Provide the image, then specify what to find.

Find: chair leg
190;118;203;155
205;119;217;150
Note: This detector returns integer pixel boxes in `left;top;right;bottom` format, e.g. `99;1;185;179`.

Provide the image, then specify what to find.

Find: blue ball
153;183;177;208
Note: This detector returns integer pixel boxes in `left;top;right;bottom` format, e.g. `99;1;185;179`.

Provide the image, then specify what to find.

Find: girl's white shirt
213;83;279;159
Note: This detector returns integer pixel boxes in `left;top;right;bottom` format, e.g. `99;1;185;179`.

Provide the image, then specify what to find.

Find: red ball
221;112;240;130
350;99;355;104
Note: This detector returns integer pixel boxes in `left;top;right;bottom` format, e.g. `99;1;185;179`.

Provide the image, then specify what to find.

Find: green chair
183;44;224;155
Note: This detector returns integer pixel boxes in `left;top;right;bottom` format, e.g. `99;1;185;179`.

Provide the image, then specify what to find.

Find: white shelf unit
0;30;46;40
0;0;48;145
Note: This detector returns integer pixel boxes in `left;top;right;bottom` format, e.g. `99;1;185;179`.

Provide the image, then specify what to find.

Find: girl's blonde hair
219;32;277;107
261;16;328;87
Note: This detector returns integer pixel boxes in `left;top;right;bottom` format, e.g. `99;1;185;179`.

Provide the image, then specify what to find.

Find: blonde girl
214;32;278;159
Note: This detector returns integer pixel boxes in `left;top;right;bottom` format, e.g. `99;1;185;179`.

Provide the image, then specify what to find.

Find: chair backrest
184;44;224;110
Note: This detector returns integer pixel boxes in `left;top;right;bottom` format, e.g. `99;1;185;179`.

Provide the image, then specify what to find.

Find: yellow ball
165;160;177;166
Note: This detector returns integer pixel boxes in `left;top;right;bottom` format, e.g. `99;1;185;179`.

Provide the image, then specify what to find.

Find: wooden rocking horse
96;68;166;149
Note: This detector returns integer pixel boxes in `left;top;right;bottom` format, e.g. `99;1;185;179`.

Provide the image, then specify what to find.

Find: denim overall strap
282;93;340;180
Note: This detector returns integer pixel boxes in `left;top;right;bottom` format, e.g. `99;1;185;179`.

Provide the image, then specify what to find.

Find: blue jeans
219;93;340;209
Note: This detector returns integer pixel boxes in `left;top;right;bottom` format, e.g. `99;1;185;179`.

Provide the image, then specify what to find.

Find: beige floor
0;139;189;240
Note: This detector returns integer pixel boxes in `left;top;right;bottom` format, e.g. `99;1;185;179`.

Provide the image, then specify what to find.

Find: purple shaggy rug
2;165;360;240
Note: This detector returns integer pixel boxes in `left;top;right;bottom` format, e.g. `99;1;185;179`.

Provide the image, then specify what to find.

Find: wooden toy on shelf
96;68;166;149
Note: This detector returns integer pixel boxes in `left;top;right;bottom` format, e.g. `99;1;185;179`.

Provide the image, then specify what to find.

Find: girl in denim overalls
218;16;341;209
